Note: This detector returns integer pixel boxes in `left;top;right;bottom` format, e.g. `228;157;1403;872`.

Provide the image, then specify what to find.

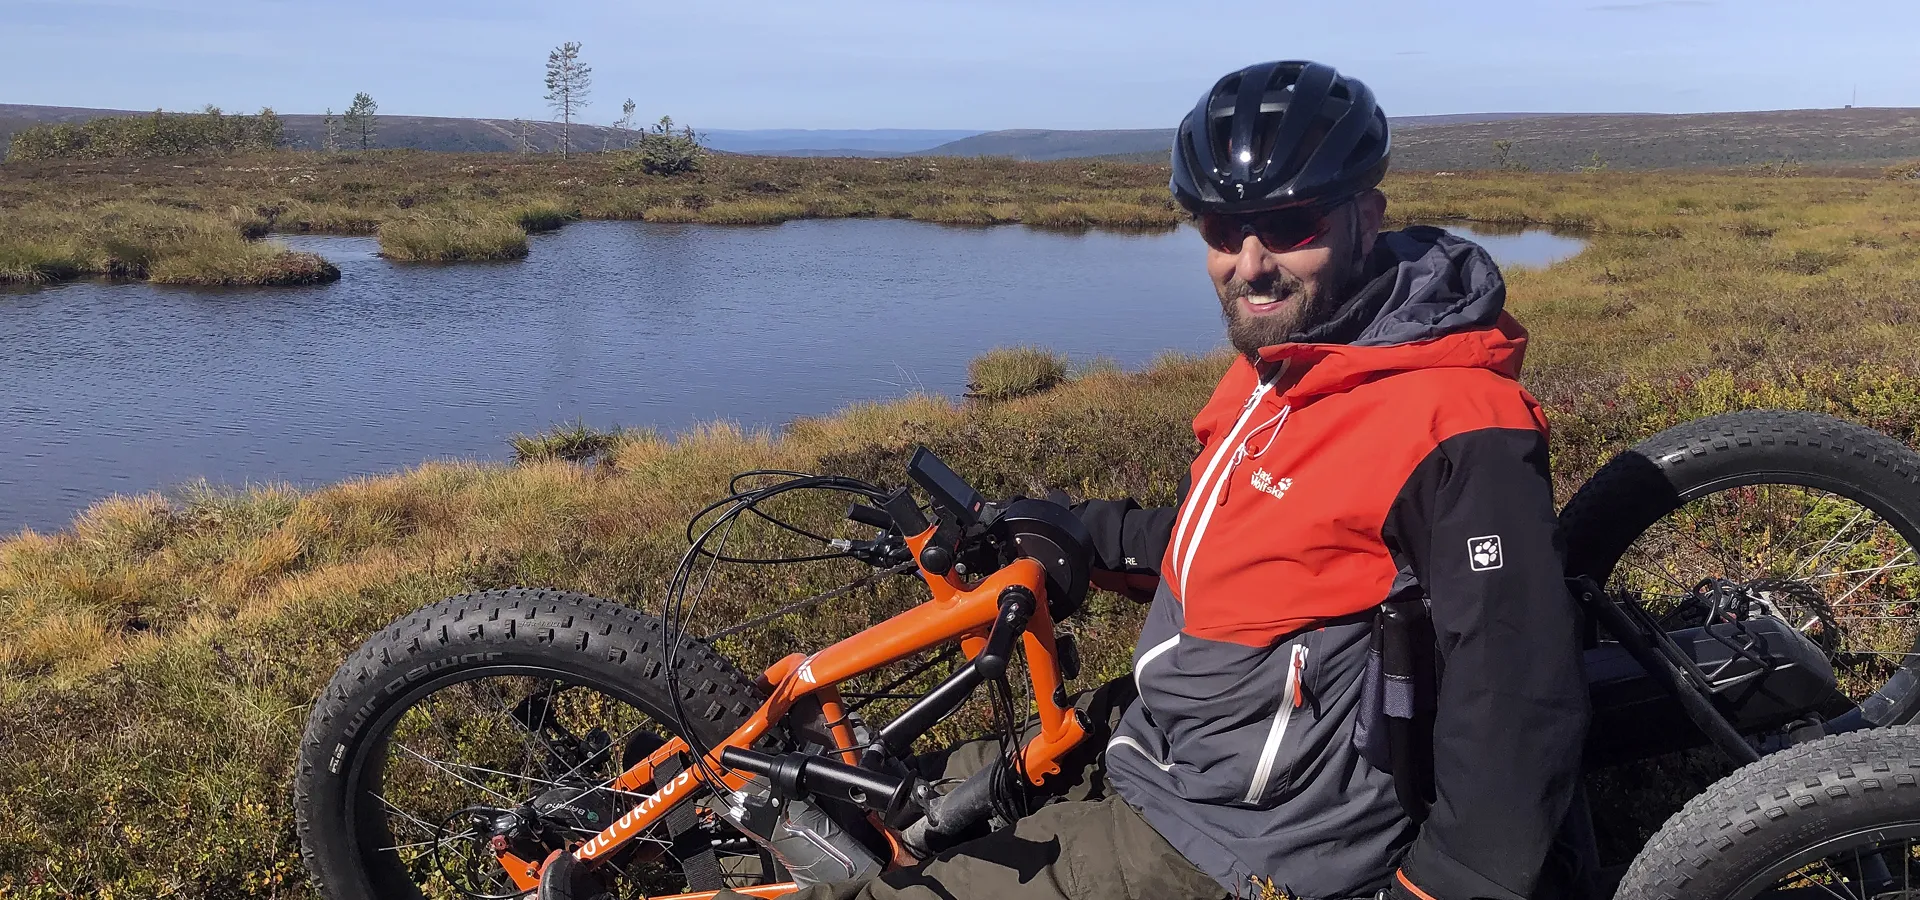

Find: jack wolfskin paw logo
1250;468;1293;500
1468;535;1503;571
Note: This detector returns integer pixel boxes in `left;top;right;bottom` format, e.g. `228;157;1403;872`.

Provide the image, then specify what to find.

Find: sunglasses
1197;207;1335;254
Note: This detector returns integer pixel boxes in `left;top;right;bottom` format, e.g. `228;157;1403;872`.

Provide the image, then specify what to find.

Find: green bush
6;107;283;161
966;346;1070;401
619;116;705;177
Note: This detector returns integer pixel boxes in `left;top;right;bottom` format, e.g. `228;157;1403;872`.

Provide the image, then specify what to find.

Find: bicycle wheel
295;588;775;900
1614;725;1920;898
1560;410;1920;724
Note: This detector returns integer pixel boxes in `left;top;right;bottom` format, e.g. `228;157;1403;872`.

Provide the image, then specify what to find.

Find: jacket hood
1255;225;1527;400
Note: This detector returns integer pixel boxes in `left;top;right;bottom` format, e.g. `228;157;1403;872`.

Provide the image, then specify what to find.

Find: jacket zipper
1243;643;1310;804
1172;367;1284;596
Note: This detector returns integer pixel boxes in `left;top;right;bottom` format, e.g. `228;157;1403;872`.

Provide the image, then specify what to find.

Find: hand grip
722;747;916;817
847;503;894;530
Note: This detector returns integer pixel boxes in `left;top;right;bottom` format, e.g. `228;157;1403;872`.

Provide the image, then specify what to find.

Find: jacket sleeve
1387;427;1590;900
1069;473;1190;577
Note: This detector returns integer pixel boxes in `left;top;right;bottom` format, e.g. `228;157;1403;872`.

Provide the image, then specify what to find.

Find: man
727;59;1590;900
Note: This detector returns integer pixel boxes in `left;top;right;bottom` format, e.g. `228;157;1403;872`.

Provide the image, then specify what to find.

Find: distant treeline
7;108;284;161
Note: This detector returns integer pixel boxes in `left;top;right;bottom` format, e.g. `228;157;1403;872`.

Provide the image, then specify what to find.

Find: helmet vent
1170;60;1390;215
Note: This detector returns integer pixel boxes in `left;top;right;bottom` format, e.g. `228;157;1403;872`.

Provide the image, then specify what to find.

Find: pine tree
343;93;378;151
544;42;592;159
323;108;339;152
613;98;637;150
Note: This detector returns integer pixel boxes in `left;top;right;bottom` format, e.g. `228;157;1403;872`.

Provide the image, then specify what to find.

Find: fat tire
294;588;765;900
1559;409;1920;723
1613;725;1920;899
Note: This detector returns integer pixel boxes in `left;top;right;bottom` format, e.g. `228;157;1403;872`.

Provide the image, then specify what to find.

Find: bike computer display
907;447;985;528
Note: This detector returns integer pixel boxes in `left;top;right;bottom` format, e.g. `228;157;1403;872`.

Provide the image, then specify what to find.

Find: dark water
0;220;1584;533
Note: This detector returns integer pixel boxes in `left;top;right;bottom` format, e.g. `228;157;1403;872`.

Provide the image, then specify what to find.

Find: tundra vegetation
1;154;1919;896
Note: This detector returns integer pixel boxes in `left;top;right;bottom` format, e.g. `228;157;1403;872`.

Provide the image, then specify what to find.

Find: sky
3;0;1918;130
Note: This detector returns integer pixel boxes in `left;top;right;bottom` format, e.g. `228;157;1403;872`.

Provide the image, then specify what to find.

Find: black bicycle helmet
1171;60;1391;215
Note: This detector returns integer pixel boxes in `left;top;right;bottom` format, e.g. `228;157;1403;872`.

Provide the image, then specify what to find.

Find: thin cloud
1588;0;1712;10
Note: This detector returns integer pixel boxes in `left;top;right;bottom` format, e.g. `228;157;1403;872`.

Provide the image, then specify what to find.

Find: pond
0;220;1585;533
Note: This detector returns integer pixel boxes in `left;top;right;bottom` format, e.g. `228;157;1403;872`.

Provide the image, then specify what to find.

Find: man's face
1207;191;1386;357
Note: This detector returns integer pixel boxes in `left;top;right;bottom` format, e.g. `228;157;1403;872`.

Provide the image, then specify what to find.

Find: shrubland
1;161;1918;896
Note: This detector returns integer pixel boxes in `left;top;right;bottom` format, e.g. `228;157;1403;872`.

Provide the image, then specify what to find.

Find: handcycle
296;408;1920;900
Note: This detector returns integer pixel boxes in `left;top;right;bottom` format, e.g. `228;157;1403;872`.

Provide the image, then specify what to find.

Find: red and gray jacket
1090;227;1589;900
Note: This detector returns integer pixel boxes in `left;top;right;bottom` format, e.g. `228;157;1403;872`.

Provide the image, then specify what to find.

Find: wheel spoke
1793;506;1876;579
1602;480;1920;712
345;671;756;899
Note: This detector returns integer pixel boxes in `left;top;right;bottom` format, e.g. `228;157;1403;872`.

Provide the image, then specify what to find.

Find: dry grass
966;346;1070;401
377;215;529;262
0;201;338;286
511;198;577;233
2;168;1920;896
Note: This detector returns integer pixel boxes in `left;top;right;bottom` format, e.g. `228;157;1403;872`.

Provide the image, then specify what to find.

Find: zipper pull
1292;649;1307;708
1217;448;1245;506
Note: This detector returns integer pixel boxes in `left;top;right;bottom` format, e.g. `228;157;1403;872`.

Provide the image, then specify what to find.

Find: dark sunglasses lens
1199;210;1324;252
1198;214;1241;252
1253;210;1325;250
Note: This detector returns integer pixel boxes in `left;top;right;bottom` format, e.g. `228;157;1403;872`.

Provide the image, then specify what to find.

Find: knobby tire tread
1614;725;1920;899
295;587;763;900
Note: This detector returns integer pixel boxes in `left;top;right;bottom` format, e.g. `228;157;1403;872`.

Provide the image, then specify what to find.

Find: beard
1216;266;1348;359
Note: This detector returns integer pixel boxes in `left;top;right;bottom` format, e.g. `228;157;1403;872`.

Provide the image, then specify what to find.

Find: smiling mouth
1239;291;1296;314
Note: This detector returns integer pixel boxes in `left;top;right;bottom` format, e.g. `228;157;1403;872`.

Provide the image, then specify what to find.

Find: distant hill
7;104;1917;170
0;105;636;155
701;129;981;154
917;114;1586;161
0;105;977;157
1391;108;1920;171
1023;109;1920;171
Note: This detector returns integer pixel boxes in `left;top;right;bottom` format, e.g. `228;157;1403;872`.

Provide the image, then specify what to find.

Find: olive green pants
716;678;1226;900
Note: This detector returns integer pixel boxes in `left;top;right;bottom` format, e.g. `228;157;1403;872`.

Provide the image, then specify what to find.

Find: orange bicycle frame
505;521;1089;896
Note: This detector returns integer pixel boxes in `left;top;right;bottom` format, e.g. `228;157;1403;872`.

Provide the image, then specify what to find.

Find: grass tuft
0;242;88;284
966;346;1070;401
149;245;340;286
0;203;339;286
510;420;625;463
378;217;529;262
511;199;577;234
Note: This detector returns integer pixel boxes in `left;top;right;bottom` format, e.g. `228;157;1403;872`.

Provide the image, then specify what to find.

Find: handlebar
847;503;895;530
721;745;919;824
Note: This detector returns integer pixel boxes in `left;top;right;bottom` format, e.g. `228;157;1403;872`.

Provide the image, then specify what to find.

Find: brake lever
830;535;914;568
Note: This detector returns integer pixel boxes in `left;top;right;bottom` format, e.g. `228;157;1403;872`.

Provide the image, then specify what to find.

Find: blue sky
2;0;1916;129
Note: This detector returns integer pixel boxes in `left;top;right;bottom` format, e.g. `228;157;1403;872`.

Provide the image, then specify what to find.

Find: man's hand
1045;489;1174;604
